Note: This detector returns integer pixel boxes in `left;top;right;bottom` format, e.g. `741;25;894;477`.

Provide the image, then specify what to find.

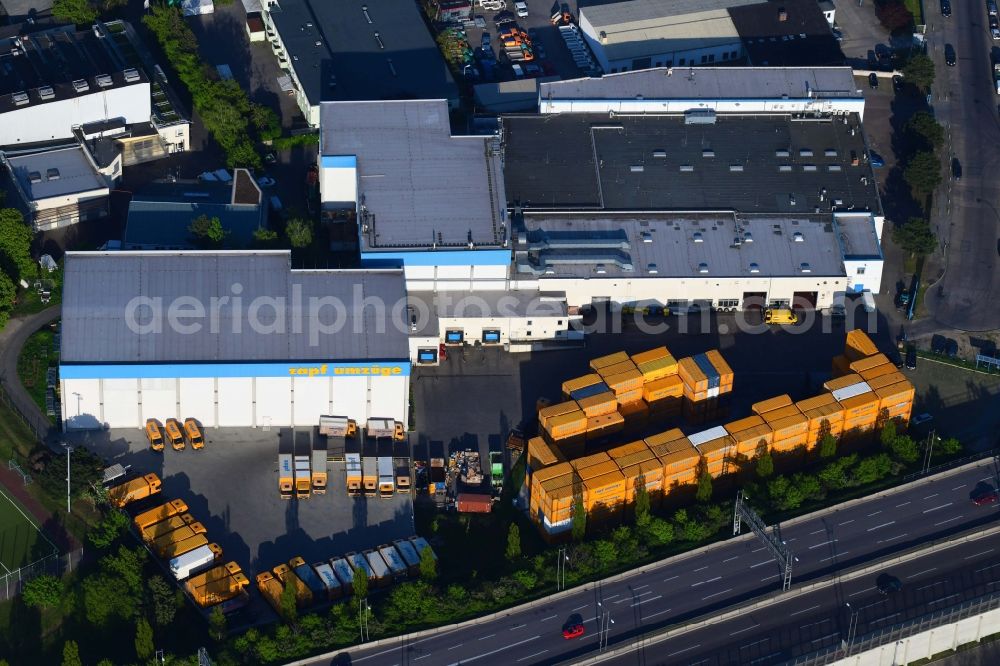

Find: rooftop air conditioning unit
692;232;703;243
96;74;113;87
749;262;760;273
123;68;140;82
647;263;658;274
28;171;42;183
72;79;90;93
793;232;804;242
698;262;709;274
12;91;28;106
46;168;60;180
38;86;54;100
800;263;811;273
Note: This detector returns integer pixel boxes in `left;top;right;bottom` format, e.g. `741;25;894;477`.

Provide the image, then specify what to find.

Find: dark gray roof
501;113;882;215
268;0;457;106
61;251;409;363
730;0;843;66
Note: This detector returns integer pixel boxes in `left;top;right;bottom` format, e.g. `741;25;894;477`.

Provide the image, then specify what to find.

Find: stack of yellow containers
529;462;581;535
724;415;774;458
752;395;810;453
678;350;734;424
825;373;881;438
571;452;626;522
645;429;700;492
537;401;587;458
631;347;682;421
796;393;845;447
607;440;663;508
688;425;732;477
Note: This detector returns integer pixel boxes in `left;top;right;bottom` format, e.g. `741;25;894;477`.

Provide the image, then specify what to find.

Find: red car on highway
562;623;586;639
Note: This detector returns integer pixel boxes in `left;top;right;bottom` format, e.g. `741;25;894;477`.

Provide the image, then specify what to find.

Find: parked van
514;0;529;17
164;418;185;450
145;418;165;452
184;418;204;449
764;308;798;325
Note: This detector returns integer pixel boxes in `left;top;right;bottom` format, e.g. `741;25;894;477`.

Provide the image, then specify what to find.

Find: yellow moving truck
273;563;313;608
183;418;204;449
134;499;187;532
142;513;196;544
145;419;164;452
184;562;248;607
108;473;162;508
153;522;207;557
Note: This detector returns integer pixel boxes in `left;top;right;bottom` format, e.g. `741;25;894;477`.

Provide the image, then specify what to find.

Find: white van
514;1;528;17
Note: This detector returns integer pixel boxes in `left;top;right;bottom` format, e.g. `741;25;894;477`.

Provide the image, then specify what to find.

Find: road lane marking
448;644;464;650
849;586;875;597
540;615;556;622
739;638;769;651
868;510;882;517
667;645;700;657
789;604;821;616
976;563;1000;574
929;594;960;606
810;529;825;535
604;594;619;600
917;581;945;591
750;560;773;569
633;590;654;598
935;516;964;526
761;574;779;582
908;568;937;578
478;634;496;641
877;534;907;544
953;484;967;490
896;501;911;508
867;521;895;532
614;598;630;605
662;575;679;583
723;556;739;563
633;584;650;590
819;551;849;562
799;619;831;631
645;607;673;619
838;519;855;526
691;576;722;587
751;546;766;553
808;539;835;550
446;635;541;665
923;493;939;500
811;632;840;644
693;566;709;572
729;624;759;636
965;549;995;560
517;650;549;663
923;503;954;513
509;624;525;631
414;654;431;661
702;588;734;600
631;594;662;607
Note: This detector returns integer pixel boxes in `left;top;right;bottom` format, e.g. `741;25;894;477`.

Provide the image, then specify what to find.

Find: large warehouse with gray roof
59;251;411;431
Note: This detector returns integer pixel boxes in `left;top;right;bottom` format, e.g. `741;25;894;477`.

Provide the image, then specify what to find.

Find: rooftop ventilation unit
28;171;42;183
641;232;652;243
743;232;753;242
702;149;715;158
72;79;90;93
46;168;60;180
96;74;113;87
12;91;28;106
800;149;813;157
803;165;817;172
652;149;666;158
647;263;658;274
698;262;709;274
778;165;792;172
729;165;744;172
38;86;54;100
825;149;838;157
776;149;790;157
679;165;694;172
793;232;804;242
123;68;140;82
749;262;760;273
800;262;811;272
692;232;703;243
630;165;644;173
595;264;606;274
828;165;842;172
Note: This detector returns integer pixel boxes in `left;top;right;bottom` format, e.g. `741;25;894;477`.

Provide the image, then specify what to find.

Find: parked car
912;413;934;426
905;346;917;370
972;486;999;506
869;151;885;168
868;73;879;89
941;0;951;16
945;338;959;357
945;43;956;66
992;25;1000;39
951;157;962;180
514;0;528;18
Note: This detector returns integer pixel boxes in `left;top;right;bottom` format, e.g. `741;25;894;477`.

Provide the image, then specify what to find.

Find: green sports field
0;485;57;573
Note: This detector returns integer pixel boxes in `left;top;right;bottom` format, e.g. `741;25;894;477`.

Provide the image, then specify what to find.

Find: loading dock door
140;378;178;423
102;378;140;429
792;291;818;310
217;377;253;426
256;377;292;427
293;376;331;426
179;378;216;428
742;292;767;310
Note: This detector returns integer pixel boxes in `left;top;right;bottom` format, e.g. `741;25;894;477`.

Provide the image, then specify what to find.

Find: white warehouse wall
539;98;867;118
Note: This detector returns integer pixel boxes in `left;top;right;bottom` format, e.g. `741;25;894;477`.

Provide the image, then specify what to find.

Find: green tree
894;217;938;257
642;517;674;546
135;617;154;661
853;453;893;484
906;112;945;150
51;0;97;25
252;227;279;248
62;640;82;666
755;443;774;479
936;437;962;457
902;53;936;91
818;431;838;459
96;661;113;666
634;476;651;527
888;435;920;464
87;509;128;549
418;546;437;581
512;569;537;590
0;208;36;283
505;523;521;561
695;469;713;503
285;217;313;249
21;574;62;609
208;605;227;641
904;152;943;201
0;272;14;328
769;475;805;510
251;104;283;142
102;546;146;598
880;419;898;449
592;540;618;569
188;214;228;248
148;575;180;627
280;576;298;622
571;497;587;541
794;473;824;503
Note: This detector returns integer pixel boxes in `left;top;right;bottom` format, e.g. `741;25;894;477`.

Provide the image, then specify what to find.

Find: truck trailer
294;455;311;499
330;557;355;590
153;522;207;556
142;513;196;544
108;473;162;508
378;544;408;581
346;439;362;496
184;562;248;607
256;571;284;613
278;453;293;499
134;499;187;532
273;563;313;608
377;456;395;498
289;556;326;600
346;551;375;583
319;415;357;438
362;445;378;497
363;549;391;588
169;542;223;580
160;533;209;560
313;562;343;600
367;417;404;441
311;440;328;494
393;539;420;576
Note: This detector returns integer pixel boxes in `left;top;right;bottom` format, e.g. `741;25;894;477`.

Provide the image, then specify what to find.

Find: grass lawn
904;0;924;23
16;329;55;422
0;485;57;572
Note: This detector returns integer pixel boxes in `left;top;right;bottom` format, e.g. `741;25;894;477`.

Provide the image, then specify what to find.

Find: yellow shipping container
590;351;630;371
562;374;602;398
859;363;896;382
614;446;657;470
845;329;879;361
621;459;664;502
574;460;621;482
615;388;644;406
636;356;678;383
875;381;915;412
823;373;865;392
571;451;612;470
839;392;880;419
604;369;644;394
751;394;793;415
606;440;651;461
527;436;565;471
763;406;809;441
583;470;626;504
630;346;671;366
531;462;575;489
645;428;687;447
866;370;907;390
705;350;735;384
598;359;638;379
618;398;649;423
678;357;708;391
577;391;619;417
585;411;625;439
771;431;810;452
539;401;579;426
643;375;684;402
849;352;891;374
729;425;774;457
546;410;588;439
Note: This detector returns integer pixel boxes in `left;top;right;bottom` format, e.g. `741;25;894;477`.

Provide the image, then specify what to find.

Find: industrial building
59;251;410;431
537;66;866;118
260;0;458;127
0;21;189;153
577;0;840;74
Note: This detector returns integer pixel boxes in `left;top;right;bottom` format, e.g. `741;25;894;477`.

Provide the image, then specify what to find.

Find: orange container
845;330;879;361
644;375;684;402
590;351;630;371
839;392;880;419
866;370;906;390
574;460;621;482
598;359;638;378
527;436;565;471
635;356;678;383
562;374;602;398
771;431;809;452
606;440;650;461
577;391;619;417
621;459;664;502
705;350;735;384
614;446;657;470
858;362;896;382
539;401;579;426
618;398;649;424
582;470;626;505
631;346;671;366
546;410;588;439
571;451;612;470
531;462;575;489
728;424;774;456
823;373;864;392
849;353;891;375
763;406;809;441
752;394;793;415
615;388;644;405
585;411;625;440
604;369;644;394
831;354;852;378
875;381;915;413
678;357;708;392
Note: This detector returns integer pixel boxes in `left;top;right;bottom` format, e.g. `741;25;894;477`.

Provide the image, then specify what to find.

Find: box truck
273;563;313;607
367;417;405;440
364;549;391;588
346;439;362;496
278;453;293;499
319;415;357;438
161;533;209;560
134;498;187;532
346;551;375;583
393;538;421;576
294;455;311;499
378;544;408;581
142;513;195;544
108;473;162;508
183;418;205;449
145;418;164;452
169;542;223;580
256;571;284;613
313;562;343;600
377;456;395;498
362;447;378;498
394;440;411;493
153;522;207;556
289;556;326;599
311;440;328;494
185;562;248;607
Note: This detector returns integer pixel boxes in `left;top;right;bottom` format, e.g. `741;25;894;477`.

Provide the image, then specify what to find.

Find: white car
514;1;528;17
992;27;1000;39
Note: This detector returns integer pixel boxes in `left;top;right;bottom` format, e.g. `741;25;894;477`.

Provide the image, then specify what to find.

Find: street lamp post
556;547;569;590
842;602;860;655
62;443;73;514
596;601;615;652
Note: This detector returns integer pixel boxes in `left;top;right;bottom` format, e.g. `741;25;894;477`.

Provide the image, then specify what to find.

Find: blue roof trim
60;361;411;379
361;249;510;267
321;155;357;168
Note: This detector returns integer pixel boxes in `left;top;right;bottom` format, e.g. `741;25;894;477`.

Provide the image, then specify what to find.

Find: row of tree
187;214;316;250
0;208;37;328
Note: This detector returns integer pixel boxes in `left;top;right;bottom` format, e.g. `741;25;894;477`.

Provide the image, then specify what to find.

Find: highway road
319;459;1000;666
923;0;1000;331
596;530;1000;666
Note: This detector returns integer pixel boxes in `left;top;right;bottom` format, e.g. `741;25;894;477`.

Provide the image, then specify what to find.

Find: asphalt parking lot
67;427;414;622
